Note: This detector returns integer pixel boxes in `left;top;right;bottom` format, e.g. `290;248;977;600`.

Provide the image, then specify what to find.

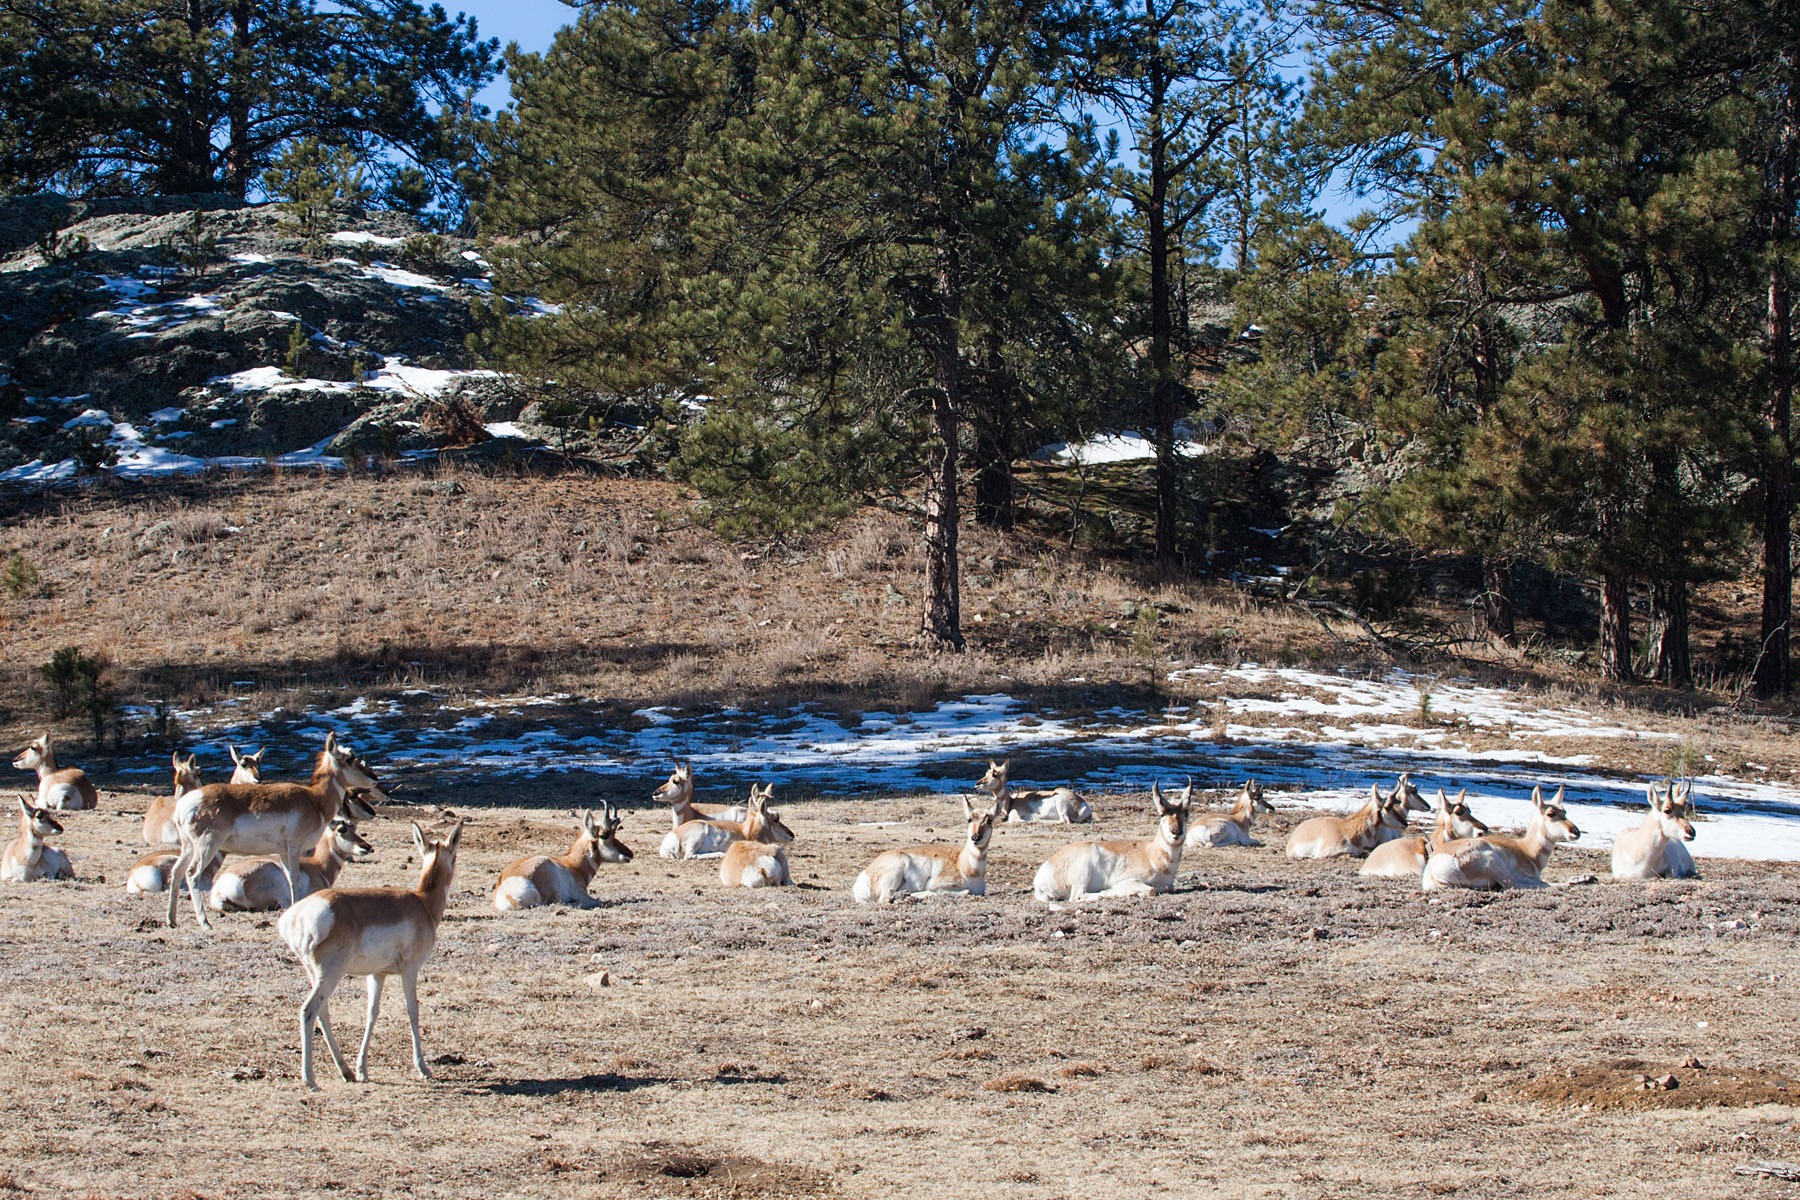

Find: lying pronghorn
12;734;98;811
1422;784;1580;891
1033;782;1189;902
167;732;384;929
719;785;793;887
1285;781;1412;858
660;783;794;859
653;762;745;825
1187;779;1274;848
1611;781;1698;880
852;795;1002;902
3;797;73;881
493;805;633;910
280;821;461;1091
1359;788;1488;879
975;759;1092;823
210;817;374;911
126;847;217;896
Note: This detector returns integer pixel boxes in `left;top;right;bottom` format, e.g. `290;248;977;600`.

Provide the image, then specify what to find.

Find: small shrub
283;320;309;378
3;553;40;598
36;228;90;266
421;393;490;447
263;138;368;254
68;427;117;473
39;646;117;744
400;233;449;271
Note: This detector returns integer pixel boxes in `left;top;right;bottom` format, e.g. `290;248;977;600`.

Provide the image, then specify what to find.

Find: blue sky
457;0;574;113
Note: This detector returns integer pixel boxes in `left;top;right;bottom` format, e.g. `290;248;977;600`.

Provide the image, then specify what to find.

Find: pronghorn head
1241;779;1273;815
1394;772;1429;813
16;795;61;838
745;783;795;844
412;819;463;885
583;804;634;864
326;817;376;862
171;751;201;794
1373;783;1410;832
1532;784;1580;844
1436;788;1488;839
12;735;52;773
975;759;1009;796
960;794;998;851
228;745;266;784
320;733;389;804
653;762;694;806
1150;779;1191;843
1647;783;1696;843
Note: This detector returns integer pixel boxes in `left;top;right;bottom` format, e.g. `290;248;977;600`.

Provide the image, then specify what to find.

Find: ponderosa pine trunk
1482;558;1516;647
1757;46;1797;698
225;2;254;198
1647;578;1692;687
1599;573;1633;682
920;250;964;650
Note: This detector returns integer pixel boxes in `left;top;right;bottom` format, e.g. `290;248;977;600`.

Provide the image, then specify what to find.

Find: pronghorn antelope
3;797;73;881
718;785;793;887
653;762;745;825
1285;782;1412;859
279;821;461;1091
12;734;98;811
975;759;1092;823
143;751;205;846
1611;781;1698;881
852;795;1002;902
1186;779;1274;848
166;732;384;929
1421;785;1580;891
660;783;794;860
1359;788;1488;879
126;848;217;896
210;817;374;911
1032;781;1189;902
493;804;633;910
145;747;264;846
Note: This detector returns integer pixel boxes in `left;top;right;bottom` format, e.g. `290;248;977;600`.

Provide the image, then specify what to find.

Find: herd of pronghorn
6;730;1700;1090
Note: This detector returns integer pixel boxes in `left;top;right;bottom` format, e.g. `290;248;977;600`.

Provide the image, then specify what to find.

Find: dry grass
5;787;1800;1198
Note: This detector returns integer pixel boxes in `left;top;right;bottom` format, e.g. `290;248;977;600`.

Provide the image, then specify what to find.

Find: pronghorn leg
402;967;431;1080
314;983;355;1083
354;974;383;1082
298;964;348;1091
164;843;192;928
276;849;303;909
186;836;218;929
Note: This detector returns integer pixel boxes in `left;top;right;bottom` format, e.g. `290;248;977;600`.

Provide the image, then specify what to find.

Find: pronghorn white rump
2;797;73;882
975;759;1092;823
494;804;633;910
166;732;384;929
1033;782;1189;902
279;820;461;1091
1422;785;1581;892
852;795;1002;903
12;734;98;811
1611;781;1698;881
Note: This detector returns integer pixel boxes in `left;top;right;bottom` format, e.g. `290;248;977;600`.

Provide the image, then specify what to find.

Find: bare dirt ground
4;780;1800;1200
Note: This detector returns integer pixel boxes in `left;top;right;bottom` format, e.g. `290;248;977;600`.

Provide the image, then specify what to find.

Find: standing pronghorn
1033;782;1190;902
719;785;793;888
493;805;634;910
12;734;98;811
1285;781;1412;859
209;817;375;911
1186;779;1274;848
3;797;73;881
1422;785;1581;891
279;821;462;1091
1359;788;1488;879
166;732;384;929
852;794;1002;902
1611;781;1698;880
653;762;745;825
975;760;1092;823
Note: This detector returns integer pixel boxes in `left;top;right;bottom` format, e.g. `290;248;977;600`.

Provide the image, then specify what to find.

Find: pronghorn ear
961;795;974;820
16;796;28;816
171;750;181;770
411;822;426;855
1531;785;1544;809
446;820;464;851
1456;789;1467;803
250;748;266;764
1370;782;1384;805
1550;785;1566;806
324;731;339;753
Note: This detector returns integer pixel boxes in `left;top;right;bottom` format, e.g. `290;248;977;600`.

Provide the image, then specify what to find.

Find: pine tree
0;1;497;209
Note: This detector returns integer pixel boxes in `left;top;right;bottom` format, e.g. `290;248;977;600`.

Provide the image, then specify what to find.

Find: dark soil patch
1516;1058;1800;1112
599;1143;841;1198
